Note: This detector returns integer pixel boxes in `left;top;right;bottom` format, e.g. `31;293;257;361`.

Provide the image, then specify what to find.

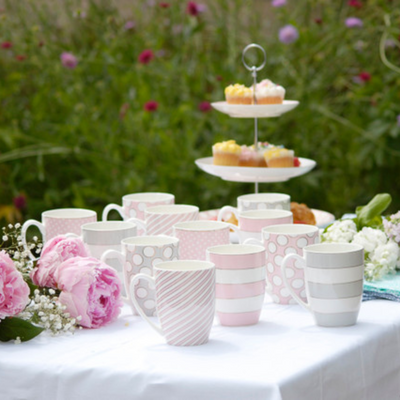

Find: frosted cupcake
253;79;285;104
225;84;253;105
264;147;294;167
213;140;242;166
239;146;267;167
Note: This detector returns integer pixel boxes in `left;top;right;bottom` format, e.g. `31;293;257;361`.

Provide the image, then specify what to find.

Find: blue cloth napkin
363;272;400;302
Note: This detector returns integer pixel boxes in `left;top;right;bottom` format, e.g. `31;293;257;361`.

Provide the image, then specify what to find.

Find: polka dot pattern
44;215;96;241
123;240;179;317
264;229;319;304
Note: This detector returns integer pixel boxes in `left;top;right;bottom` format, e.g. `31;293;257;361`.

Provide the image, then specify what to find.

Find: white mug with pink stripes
173;221;237;260
233;209;293;243
129;205;199;237
21;208;97;260
102;192;175;222
130;260;216;346
207;244;266;326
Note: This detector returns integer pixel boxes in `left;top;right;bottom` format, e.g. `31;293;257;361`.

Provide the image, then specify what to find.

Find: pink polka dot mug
101;236;179;317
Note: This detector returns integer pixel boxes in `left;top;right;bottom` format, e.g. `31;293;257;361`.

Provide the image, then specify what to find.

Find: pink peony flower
279;25;299;44
0;251;30;319
199;101;212;112
56;257;122;328
31;235;89;289
1;41;12;49
61;52;78;69
138;49;154;64
345;17;363;28
144;100;158;112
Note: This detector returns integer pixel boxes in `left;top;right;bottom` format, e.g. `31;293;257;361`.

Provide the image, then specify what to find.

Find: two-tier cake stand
195;43;316;193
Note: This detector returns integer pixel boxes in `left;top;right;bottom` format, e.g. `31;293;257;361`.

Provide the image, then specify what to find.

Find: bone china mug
229;209;293;243
281;243;364;327
102;192;175;221
129;205;199;237
101;236;179;316
207;244;266;326
173;220;237;261
21;208;97;260
130;260;216;346
244;224;320;305
218;193;291;222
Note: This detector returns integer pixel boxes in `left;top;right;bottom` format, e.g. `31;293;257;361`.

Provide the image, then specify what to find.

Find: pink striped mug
207;244;266;326
129;205;199;237
130;260;216;346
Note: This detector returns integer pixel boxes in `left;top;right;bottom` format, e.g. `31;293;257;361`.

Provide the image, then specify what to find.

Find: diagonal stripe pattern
147;211;198;236
155;268;215;346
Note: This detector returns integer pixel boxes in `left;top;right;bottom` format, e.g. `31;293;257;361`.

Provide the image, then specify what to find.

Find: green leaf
0;317;44;342
356;193;392;230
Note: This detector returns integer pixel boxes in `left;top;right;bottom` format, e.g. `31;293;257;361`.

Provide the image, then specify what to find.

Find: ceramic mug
21;208;97;260
173;220;236;261
207;244;266;326
218;193;291;222
101;236;179;316
245;224;320;305
228;209;293;243
281;243;364;327
130;260;216;346
102;192;175;221
129;205;199;237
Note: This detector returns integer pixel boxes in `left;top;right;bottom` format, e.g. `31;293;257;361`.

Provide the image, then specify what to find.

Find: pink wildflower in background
13;194;26;209
15;55;26;62
159;2;170;8
61;52;78;69
345;17;363;28
124;20;135;30
144;101;158;112
279;25;299;44
0;251;30;319
186;2;206;16
199;101;212;112
271;0;286;7
138;49;154;64
1;41;12;49
314;18;323;25
358;71;371;82
348;0;362;9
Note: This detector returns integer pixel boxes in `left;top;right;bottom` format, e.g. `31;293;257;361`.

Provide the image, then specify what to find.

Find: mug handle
281;254;311;312
130;274;163;336
126;218;147;234
100;249;130;304
243;238;273;294
102;204;125;221
21;219;45;261
218;206;238;222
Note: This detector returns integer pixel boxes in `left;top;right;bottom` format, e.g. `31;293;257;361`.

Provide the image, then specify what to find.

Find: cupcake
213;140;242;166
254;79;285;104
264;147;294;168
239;146;267;167
225;84;253;105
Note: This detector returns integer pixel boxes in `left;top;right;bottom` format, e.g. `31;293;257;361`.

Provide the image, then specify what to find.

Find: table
1;299;400;400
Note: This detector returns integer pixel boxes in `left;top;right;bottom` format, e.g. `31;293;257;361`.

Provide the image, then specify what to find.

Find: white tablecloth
1;299;400;400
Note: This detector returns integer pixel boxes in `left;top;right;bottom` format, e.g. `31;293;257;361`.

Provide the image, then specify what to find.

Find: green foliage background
1;0;400;221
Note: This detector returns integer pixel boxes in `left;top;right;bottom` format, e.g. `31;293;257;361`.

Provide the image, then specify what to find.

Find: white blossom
322;220;358;243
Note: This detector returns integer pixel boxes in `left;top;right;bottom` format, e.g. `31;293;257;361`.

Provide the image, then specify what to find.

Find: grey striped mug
281;243;364;327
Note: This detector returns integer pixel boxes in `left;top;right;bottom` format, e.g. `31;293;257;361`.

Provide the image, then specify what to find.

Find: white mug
218;193;291;223
21;208;97;260
281;243;364;327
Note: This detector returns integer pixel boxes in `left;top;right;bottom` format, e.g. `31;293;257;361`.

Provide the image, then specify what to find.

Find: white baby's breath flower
2;235;8;241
